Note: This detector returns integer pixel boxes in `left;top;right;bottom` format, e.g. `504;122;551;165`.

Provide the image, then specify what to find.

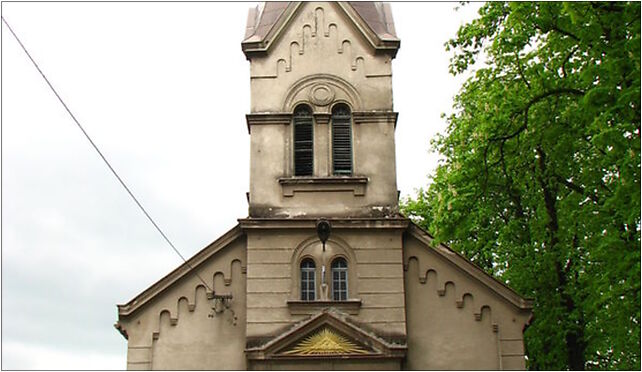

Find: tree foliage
402;2;640;369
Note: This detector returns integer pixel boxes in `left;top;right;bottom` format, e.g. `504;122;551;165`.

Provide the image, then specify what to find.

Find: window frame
293;104;314;176
331;103;353;176
300;257;317;301
331;257;349;301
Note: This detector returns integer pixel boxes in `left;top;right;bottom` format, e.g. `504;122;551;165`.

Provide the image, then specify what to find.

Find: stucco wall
246;2;399;218
403;233;530;370
119;236;247;370
244;224;407;341
249;358;402;370
247;116;399;218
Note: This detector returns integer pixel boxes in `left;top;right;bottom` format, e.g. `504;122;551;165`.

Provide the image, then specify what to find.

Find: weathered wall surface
249;358;402;370
247;115;398;218
248;2;393;113
244;223;407;341
403;233;530;370
119;237;247;370
246;2;399;218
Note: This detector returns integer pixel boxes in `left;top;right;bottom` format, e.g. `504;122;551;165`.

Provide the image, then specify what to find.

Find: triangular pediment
278;326;373;356
246;309;406;360
242;2;400;58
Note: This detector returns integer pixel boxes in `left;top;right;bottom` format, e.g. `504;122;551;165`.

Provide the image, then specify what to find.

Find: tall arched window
300;258;316;301
331;257;348;301
331;104;352;175
293;105;313;176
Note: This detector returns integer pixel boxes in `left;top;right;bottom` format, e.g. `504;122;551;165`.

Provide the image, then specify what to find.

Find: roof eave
242;2;301;59
117;224;244;318
337;2;400;59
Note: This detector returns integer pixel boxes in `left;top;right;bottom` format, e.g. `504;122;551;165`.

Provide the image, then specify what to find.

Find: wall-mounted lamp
316;219;331;251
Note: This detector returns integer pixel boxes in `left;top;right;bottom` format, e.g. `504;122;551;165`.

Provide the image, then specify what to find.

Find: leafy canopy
402;2;640;370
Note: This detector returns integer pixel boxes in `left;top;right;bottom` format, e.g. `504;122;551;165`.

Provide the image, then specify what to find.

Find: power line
1;16;214;293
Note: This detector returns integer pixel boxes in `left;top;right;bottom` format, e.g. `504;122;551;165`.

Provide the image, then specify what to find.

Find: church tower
239;3;410;368
115;3;532;370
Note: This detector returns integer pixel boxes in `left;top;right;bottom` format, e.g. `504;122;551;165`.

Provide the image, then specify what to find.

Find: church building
115;2;533;369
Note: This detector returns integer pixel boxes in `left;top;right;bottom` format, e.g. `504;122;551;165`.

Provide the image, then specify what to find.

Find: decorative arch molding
289;234;358;301
283;74;362;112
290;234;357;269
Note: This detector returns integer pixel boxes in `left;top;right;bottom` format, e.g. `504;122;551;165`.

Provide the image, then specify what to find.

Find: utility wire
2;16;214;293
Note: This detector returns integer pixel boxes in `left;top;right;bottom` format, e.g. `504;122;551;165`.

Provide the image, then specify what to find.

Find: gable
245;2;399;112
403;222;532;369
404;222;532;311
242;2;399;57
116;224;245;319
115;224;248;369
250;2;385;75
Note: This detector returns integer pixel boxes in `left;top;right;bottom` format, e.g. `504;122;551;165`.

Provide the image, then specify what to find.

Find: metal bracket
208;293;237;325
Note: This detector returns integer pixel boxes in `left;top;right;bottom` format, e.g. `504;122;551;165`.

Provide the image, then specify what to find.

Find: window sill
278;176;368;197
286;299;362;315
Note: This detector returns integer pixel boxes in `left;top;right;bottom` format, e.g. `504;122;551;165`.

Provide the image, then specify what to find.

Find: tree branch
489;87;585;143
561;46;579;79
554;175;600;203
515;52;532;89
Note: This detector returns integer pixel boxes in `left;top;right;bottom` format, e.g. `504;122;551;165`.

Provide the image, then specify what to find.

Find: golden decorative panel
282;328;369;355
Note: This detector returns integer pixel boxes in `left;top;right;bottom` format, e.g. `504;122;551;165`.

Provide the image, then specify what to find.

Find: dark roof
242;2;399;56
244;2;291;41
348;1;397;39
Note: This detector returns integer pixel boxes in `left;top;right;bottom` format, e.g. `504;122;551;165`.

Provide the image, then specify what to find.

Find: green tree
402;2;640;369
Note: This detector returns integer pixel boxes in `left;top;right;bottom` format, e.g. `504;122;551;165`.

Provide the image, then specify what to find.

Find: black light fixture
316;219;331;251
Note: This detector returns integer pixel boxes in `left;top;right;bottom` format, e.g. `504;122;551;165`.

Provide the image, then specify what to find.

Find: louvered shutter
294;105;313;176
332;104;353;175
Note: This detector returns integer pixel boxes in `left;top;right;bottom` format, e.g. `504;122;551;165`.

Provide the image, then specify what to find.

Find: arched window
331;257;348;301
293;105;313;176
300;258;316;301
331;104;352;175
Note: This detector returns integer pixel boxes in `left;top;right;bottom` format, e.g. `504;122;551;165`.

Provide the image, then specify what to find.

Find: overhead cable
1;16;214;293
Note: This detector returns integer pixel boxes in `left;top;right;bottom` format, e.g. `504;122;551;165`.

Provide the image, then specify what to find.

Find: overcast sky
1;2;482;369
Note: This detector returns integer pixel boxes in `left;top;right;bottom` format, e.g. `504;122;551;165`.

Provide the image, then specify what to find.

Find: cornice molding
406;223;534;311
117;224;245;318
279;176;368;197
287;299;362;315
353;111;398;126
313;113;331;124
246;113;293;133
239;217;409;230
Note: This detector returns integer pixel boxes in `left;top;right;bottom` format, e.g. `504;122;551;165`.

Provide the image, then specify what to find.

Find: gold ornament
282;328;368;355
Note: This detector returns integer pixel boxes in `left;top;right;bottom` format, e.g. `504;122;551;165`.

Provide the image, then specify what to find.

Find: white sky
1;2;481;369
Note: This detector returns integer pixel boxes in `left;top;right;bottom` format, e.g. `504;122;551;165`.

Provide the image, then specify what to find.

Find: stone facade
115;2;532;370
